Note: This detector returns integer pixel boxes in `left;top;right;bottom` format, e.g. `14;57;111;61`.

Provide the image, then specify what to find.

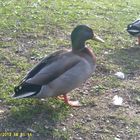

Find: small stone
112;95;123;106
44;125;49;129
74;136;83;140
2;37;12;41
0;110;4;114
85;114;92;122
106;120;109;123
104;51;109;54
27;128;36;133
114;137;120;140
30;57;36;60
136;111;140;114
136;98;140;104
69;114;74;117
86;117;92;122
112;89;120;93
115;72;125;79
62;127;66;131
61;122;66;126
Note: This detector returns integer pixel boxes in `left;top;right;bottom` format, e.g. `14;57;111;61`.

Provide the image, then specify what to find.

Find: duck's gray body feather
13;48;96;98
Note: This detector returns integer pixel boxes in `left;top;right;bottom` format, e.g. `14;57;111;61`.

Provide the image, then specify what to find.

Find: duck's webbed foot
57;95;82;107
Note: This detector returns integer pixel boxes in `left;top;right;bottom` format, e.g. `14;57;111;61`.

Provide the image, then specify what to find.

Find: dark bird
12;25;104;107
127;19;140;45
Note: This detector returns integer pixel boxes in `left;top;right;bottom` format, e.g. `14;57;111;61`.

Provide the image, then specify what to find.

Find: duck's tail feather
12;82;41;99
12;92;36;99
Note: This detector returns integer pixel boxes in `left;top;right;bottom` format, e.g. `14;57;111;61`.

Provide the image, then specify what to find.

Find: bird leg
57;95;82;107
138;36;140;45
57;95;70;100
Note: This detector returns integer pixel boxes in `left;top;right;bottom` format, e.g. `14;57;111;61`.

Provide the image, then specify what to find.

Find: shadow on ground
108;45;140;73
0;99;70;140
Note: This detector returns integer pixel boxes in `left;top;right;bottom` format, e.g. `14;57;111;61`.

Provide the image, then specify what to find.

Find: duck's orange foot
57;95;70;100
135;37;140;45
138;36;140;45
66;100;82;107
57;95;82;107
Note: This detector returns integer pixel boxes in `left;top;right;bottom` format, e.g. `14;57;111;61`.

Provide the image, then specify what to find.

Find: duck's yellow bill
93;34;105;43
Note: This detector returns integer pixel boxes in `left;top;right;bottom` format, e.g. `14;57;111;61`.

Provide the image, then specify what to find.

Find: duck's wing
13;50;81;98
22;50;67;82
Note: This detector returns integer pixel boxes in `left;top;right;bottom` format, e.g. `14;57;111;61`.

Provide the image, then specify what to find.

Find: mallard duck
12;25;104;107
127;19;140;45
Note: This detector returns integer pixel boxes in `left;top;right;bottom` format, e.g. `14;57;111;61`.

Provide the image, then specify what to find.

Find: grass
0;0;140;140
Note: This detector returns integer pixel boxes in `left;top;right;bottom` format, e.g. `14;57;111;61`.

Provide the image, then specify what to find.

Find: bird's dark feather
14;83;41;97
23;50;67;81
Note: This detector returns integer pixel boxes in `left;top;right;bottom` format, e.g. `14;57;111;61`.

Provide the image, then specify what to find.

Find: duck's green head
71;25;104;51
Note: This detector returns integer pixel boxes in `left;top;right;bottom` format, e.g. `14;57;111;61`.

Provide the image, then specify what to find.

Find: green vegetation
0;0;140;139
